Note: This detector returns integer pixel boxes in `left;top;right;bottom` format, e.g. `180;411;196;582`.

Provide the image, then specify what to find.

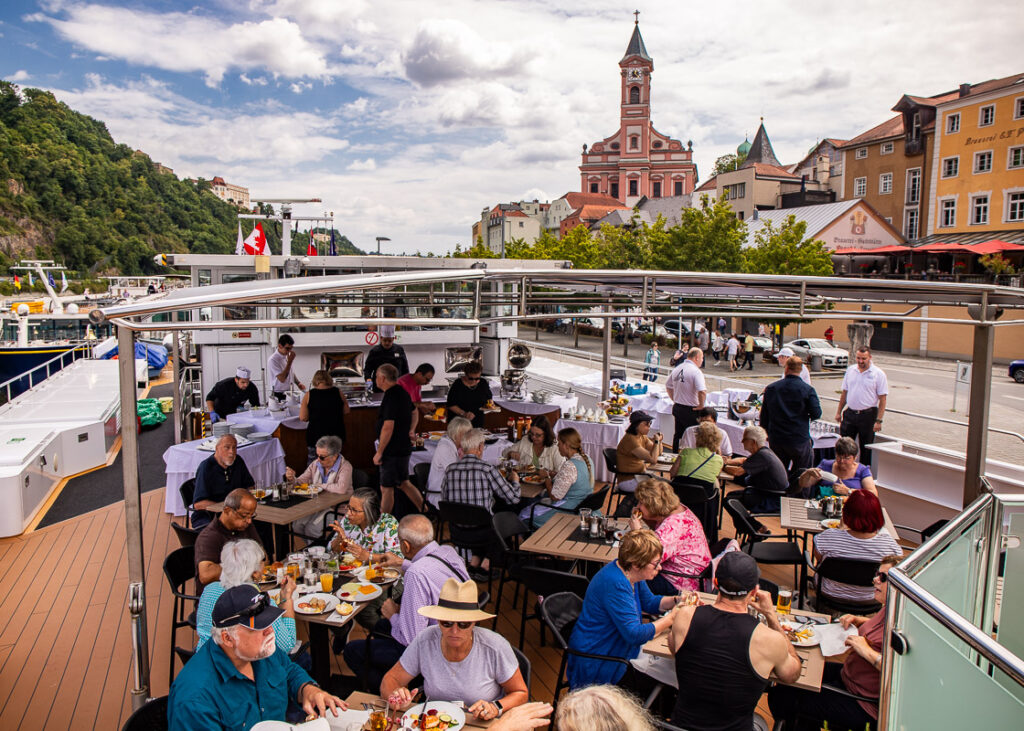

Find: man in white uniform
835;346;888;452
267;333;305;401
775;347;811;385
666;348;706;452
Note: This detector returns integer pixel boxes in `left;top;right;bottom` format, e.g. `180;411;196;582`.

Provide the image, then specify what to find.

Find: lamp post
375;236;391;255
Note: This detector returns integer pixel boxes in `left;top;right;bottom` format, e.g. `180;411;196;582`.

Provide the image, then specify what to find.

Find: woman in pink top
628;479;711;593
286;435;354;542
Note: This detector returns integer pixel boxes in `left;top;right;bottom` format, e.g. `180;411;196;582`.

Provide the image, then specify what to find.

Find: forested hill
0;82;361;276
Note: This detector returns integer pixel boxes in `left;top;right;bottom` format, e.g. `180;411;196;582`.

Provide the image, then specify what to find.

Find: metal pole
963;321;993;507
171;314;182;445
601;300;612;402
118;324;150;708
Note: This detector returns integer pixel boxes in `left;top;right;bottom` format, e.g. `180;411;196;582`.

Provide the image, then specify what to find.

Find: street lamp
375;236;391;255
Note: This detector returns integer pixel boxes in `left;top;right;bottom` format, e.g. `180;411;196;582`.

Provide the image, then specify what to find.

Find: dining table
343;691;496;729
519;511;628;563
290;583;370;687
780;497;897;538
641;592;831;692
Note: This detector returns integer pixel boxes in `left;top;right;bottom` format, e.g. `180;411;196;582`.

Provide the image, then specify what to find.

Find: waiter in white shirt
835;346;888;452
267;333;305;401
666;348;707;452
775;347;811;384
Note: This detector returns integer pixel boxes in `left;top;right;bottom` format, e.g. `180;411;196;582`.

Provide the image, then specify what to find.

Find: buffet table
494;395;578;416
554;418;628;482
408;435;513;471
719;418;840;458
163;437;286;516
226;406;299;435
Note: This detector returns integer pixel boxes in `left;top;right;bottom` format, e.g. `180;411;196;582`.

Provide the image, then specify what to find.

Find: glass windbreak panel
221;274;257;321
996;509;1024;672
887;596;1024;726
198;269;212;287
910;507;989;626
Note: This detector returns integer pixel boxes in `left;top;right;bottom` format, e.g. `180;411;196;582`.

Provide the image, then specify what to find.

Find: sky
1;1;1022;255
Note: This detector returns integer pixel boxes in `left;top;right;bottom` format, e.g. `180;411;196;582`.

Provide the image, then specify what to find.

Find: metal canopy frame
96;268;1024;709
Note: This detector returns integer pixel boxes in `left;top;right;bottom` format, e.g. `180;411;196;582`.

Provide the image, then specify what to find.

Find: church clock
627;67;643;81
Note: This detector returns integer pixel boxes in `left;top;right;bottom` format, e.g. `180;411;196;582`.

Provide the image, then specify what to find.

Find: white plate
336;581;383;602
614;529;627;541
819;518;841;530
402;701;467;730
293;592;340;614
291;484;323;496
352;566;402;585
818;471;838;484
781;621;820;647
657;453;676;464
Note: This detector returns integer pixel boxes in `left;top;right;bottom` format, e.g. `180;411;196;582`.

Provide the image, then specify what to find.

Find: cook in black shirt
363;325;409;392
205;366;261;421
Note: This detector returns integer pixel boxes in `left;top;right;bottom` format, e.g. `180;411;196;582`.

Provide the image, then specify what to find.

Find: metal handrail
0;343;93;403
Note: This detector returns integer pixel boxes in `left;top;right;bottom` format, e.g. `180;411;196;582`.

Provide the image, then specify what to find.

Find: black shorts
379;454;410;487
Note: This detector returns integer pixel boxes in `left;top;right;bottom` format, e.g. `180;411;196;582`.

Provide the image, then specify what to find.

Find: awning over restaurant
910;239;1024;254
832;244;913;255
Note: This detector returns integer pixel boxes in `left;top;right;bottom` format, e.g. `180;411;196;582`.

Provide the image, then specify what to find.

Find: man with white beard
168;585;345;730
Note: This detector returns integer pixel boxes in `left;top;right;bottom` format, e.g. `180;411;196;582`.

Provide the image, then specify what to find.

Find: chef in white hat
776;347;811;384
205;366;261;421
364;324;410;392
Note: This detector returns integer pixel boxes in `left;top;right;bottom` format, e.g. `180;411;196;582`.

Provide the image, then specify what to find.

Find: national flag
60;271;69;292
13;275;20;290
28;271;34;287
242;222;267;255
235;222;244;255
329;228;337;256
307;228;317;257
48;272;55;288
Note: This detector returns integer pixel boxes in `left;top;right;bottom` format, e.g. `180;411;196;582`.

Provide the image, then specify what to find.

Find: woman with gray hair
798;435;877;497
288;434;354;542
425;416;472;508
194;538;297;652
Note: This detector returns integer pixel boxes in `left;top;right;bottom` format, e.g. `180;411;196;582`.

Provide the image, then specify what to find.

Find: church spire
740;120;782;168
621;13;652;63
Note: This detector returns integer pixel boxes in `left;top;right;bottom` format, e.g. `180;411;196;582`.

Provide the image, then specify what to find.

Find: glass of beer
369;700;388;731
777;588;793;614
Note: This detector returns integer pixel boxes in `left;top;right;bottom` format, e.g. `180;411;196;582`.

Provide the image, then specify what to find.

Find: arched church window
630;136;639;150
629;86;640;104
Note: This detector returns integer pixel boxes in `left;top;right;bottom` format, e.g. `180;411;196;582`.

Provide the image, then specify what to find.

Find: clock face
627;68;643;81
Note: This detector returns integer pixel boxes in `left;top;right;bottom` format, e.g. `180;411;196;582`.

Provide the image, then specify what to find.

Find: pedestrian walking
711;332;724;366
836;347;888;453
718;316;728;335
643;341;661;382
726;334;740;372
743;331;756;371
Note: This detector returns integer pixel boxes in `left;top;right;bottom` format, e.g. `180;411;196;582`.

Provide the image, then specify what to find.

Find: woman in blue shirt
520;428;595;529
567;529;681;688
798;436;877;497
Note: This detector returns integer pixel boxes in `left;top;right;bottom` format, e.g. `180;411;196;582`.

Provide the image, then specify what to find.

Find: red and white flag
235;222;244;254
242;222;267;255
307;229;317;257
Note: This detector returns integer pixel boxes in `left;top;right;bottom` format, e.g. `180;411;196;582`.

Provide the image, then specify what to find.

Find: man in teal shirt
168;585;345;730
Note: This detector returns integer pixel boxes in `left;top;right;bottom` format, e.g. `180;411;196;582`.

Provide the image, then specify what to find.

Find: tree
743;215;833;276
713;152;747;175
979;252;1016;276
657;195;745;272
452;241;497;259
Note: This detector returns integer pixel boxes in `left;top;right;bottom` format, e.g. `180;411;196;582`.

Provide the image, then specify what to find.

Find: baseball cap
776;347;794;359
629;410;654;426
213;585;283;630
715;551;760;597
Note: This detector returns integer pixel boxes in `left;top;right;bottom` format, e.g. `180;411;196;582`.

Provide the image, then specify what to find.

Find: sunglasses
217;592;269;627
317;454;332;461
438;620;474;629
874;571;889;583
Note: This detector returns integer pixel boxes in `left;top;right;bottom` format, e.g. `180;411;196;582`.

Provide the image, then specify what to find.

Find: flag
28;271;34;287
329;228;337;256
13;275;19;290
242;222;267;255
235;222;244;255
48;272;55;288
60;271;68;292
307;228;317;257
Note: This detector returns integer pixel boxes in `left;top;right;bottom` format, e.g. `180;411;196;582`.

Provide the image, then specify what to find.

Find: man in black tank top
668;552;802;731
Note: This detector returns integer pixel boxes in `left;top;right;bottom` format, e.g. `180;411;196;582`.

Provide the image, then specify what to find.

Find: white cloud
240;74;268;86
9;69;30;81
30;4;331;86
401;19;534;87
346;158;376;171
289;81;313;94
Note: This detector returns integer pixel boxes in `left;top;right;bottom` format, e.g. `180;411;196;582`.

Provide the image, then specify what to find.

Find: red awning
911;242;970;253
965;240;1024;255
833;245;912;255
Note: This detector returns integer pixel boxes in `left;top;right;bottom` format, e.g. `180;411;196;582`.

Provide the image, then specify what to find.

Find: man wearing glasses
445;361;493;428
194;488;263;586
169;584;345;729
267;333;306;402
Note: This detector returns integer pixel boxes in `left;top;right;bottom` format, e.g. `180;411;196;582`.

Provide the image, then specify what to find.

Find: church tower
580;16;698;206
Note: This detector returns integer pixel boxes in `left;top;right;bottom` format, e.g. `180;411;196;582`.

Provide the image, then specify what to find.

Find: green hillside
0;81;361;276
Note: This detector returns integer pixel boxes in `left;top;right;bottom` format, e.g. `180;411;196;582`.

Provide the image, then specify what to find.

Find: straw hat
417;578;495;622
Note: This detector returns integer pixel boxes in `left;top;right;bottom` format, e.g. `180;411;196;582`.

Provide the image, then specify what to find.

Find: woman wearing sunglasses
287;435;354;542
382;578;528;722
768;555;902;730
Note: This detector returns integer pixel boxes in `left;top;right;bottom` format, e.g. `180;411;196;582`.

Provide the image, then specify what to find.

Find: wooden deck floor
0;487;893;730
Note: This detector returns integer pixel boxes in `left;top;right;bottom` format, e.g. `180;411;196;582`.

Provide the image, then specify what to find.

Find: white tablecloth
494;396;578;416
554;418;628;482
226;406;299;435
718;417;840;457
409;436;513;471
163;437;287;516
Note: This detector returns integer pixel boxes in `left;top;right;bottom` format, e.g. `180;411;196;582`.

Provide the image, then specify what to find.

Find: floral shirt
338;513;403;558
656;509;712;592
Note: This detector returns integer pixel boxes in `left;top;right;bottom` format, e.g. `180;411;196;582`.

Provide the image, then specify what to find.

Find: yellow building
927;73;1024;239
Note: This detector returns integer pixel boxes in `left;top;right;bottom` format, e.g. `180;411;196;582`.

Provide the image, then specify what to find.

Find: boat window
198;269;212;287
221;273;257;320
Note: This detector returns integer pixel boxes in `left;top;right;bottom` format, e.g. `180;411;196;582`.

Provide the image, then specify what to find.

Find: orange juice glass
319;573;333;593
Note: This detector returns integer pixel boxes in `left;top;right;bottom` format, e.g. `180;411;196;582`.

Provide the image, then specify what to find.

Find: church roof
739;122;782;169
621;23;651;63
562;192;625;209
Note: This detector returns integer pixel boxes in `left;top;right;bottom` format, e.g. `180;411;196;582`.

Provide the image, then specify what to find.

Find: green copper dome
737;137;751;156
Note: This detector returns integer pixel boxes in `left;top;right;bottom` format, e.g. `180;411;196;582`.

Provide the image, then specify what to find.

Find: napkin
814;622;859;657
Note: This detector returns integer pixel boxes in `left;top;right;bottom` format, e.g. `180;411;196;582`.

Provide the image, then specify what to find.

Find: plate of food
402;701;466;730
781;621;820;647
613;529;627;541
257;561;283;586
521;474;546;485
335;601;355;617
354;566;402;585
290;483;322;496
294;592;340;615
819;518;841;530
427;431;446;441
818;471;838;484
657;453;676;464
336;581;383;602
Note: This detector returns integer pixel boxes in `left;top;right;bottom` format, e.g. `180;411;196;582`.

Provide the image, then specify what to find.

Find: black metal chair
893;518;948;545
672;476;720;544
771;683;877;731
162;546;199;682
806;555;881;615
725;498;805;604
412;462;440;529
170;520;200;548
178;477;204;529
352;467;372;489
518;566;590;651
521;485;611;529
512;645;532;698
173;646;195;668
120;695;168;731
491;512;534;628
540;591;630;710
438;500;498;594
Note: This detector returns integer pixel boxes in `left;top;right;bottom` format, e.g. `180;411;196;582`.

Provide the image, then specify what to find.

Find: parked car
1010;359;1024;383
752;336;774;353
784;338;850;368
661;319;691;341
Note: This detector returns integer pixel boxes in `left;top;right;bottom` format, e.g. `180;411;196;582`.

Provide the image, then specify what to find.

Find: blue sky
2;1;1021;254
